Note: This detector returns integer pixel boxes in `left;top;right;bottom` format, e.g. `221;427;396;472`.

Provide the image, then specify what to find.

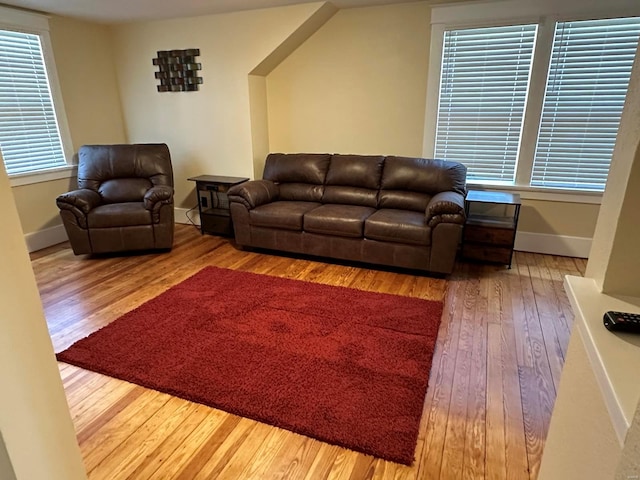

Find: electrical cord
184;204;200;231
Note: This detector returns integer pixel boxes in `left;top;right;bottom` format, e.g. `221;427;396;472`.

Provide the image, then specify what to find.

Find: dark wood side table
462;190;521;268
188;175;249;237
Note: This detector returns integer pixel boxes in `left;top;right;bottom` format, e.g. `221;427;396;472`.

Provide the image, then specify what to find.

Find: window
0;29;68;176
532;17;640;190
435;24;537;184
431;12;640;193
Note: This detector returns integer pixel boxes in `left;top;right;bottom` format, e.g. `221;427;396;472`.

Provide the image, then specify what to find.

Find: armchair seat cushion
250;201;320;231
304;204;376;238
88;203;152;228
365;209;431;246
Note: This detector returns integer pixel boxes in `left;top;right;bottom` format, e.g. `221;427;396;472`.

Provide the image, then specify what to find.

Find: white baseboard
515;231;591;258
177;208;592;258
24;212;591;259
175;207;200;226
24;208;199;253
24;224;68;253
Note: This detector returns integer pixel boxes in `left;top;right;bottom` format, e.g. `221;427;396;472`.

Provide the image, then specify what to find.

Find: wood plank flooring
31;224;586;480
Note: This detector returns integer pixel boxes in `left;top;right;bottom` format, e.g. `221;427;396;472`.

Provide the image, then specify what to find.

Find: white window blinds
532;17;640;191
435;24;537;183
0;29;67;175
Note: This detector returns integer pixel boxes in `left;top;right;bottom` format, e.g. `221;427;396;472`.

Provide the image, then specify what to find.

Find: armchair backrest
78;144;173;204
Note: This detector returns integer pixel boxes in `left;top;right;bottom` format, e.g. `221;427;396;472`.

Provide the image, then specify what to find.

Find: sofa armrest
144;185;174;211
425;191;466;228
228;180;279;209
56;189;102;214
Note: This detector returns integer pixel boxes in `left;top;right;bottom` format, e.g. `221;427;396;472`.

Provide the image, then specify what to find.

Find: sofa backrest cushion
381;157;467;195
263;153;331;202
279;183;325;202
263;153;331;185
323;154;384;207
326;155;384;188
379;157;466;212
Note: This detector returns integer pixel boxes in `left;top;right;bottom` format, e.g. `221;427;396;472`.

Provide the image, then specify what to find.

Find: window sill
564;275;640;445
9;165;77;187
467;182;603;205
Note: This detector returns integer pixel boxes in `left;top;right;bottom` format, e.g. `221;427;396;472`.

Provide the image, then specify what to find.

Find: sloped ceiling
0;0;472;24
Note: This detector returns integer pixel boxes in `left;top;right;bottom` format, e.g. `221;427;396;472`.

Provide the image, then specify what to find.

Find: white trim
0;6;75;172
178;206;590;258
421;22;445;158
467;184;603;204
514;17;555;186
24;208;199;253
430;0;640;26
24;224;67;253
175;207;200;226
516;190;601;205
514;231;591;258
575;319;628;446
9;165;77;187
24;210;592;257
424;0;640;196
39;30;75;165
0;5;49;31
564;275;640;446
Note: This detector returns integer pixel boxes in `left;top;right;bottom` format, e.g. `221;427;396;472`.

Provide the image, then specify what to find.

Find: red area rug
57;266;443;465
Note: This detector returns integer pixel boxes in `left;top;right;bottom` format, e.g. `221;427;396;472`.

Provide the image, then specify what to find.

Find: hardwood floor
31;224;586;480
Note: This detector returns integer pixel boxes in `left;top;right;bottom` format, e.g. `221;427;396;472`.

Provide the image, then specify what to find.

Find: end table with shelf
188;175;249;237
462;190;521;268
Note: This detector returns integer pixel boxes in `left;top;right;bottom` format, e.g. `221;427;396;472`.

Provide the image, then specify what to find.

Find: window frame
0;5;75;187
422;0;640;204
530;17;640;191
433;22;538;185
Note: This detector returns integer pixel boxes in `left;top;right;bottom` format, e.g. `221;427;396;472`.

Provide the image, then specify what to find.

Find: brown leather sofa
228;153;467;274
56;144;175;255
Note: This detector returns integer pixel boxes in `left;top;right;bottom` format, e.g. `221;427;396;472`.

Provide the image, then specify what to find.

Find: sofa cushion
304;204;376;238
365;209;431;246
323;186;378;207
250;201;321;231
321;154;384;208
326;154;385;189
279;183;324;202
263;153;331;185
88;203;152;228
381;156;467;196
378;190;431;212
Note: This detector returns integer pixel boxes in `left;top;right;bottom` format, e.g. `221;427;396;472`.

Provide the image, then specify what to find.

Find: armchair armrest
228;180;279;209
144;185;174;211
56;189;102;214
425;191;466;228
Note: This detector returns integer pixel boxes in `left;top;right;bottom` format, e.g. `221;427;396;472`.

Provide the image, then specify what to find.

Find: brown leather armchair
56;144;175;255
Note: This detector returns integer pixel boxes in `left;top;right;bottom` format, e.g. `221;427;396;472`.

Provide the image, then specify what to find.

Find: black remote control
603;311;640;333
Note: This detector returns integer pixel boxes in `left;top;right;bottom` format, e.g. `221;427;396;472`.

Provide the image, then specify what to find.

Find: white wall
112;2;330;209
0;433;17;480
267;2;431;157
538;331;622;479
0;155;86;479
263;0;604;251
586;38;640;296
616;402;640;478
8;0;625;254
540;33;640;478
